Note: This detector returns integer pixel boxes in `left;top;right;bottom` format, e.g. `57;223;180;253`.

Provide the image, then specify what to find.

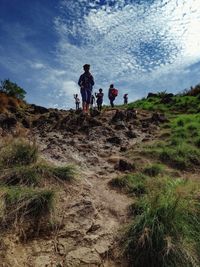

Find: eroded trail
2;108;160;267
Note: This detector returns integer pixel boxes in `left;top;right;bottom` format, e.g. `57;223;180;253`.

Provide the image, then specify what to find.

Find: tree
0;79;26;100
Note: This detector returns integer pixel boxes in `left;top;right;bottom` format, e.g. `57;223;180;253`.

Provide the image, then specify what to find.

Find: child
95;88;104;111
74;94;80;110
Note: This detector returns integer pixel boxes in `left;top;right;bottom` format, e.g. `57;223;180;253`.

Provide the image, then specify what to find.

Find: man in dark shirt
78;64;95;113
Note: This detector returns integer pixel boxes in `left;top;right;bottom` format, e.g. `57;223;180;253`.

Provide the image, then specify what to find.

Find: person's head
83;64;90;72
110;84;114;88
99;88;103;92
75;94;78;97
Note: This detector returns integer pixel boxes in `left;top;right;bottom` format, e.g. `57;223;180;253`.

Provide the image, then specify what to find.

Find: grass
109;173;147;196
35;162;75;182
143;164;164;177
0;139;38;168
0;187;54;226
0;166;40;186
123;177;200;267
124;94;200;114
144;114;200;170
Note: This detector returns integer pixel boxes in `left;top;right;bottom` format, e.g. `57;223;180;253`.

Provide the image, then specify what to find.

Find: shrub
123;178;200;267
0;79;26;100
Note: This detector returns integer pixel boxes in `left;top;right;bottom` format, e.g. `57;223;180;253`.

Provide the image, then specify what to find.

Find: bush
123;178;200;267
0;79;26;100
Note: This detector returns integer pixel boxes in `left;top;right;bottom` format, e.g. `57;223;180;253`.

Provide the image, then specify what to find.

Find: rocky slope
0;100;165;266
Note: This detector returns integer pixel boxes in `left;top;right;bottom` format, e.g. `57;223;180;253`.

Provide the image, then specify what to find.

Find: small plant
35;163;75;182
143;164;164;177
109;174;147;196
0;166;40;186
0;187;54;226
0;140;38;168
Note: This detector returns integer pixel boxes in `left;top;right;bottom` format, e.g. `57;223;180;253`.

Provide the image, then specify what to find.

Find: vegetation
123;177;200;267
125;85;200;113
0;139;75;235
144;114;200;170
0;79;26;100
119;87;200;266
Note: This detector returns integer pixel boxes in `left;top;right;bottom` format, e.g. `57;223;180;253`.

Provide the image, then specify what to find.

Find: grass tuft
109;173;147;196
0;140;38;168
143;164;164;177
123;178;200;267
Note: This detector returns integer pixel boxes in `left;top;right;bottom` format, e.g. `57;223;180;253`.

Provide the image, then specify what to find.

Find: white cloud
54;0;200;99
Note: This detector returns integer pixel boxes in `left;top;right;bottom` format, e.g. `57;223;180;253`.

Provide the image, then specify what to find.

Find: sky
0;0;200;109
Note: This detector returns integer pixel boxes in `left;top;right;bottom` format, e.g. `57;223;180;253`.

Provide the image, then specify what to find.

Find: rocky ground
0;104;165;266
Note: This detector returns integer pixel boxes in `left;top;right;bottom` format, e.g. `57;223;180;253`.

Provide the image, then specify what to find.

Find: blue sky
0;0;200;108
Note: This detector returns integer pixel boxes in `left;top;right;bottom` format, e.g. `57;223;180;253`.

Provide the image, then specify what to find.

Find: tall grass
0;187;54;226
123;178;200;267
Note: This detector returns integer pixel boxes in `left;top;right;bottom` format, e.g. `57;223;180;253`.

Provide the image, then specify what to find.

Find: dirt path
1;109;158;267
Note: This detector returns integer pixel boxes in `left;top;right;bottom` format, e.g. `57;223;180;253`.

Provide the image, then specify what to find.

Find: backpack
111;88;118;97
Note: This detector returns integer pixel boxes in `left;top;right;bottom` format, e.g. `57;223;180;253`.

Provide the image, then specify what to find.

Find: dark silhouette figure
108;84;118;108
95;88;104;111
78;64;95;113
123;93;128;105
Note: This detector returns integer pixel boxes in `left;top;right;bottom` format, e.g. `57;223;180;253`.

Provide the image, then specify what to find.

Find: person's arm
90;75;94;86
78;75;83;87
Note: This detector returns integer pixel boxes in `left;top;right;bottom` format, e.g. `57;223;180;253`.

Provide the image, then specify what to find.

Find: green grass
125;95;200;114
0;166;40;186
0;186;54;226
0;140;38;168
109;173;147;196
143;164;164;177
144;114;200;170
35;163;75;182
123;177;200;267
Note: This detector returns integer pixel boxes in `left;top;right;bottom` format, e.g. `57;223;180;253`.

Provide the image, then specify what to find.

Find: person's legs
110;98;114;108
86;90;92;113
81;89;87;113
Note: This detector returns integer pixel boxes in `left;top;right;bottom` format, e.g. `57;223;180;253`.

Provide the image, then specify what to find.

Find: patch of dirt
0;107;162;266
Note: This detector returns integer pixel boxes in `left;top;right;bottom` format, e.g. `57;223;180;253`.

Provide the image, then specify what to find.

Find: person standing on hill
74;94;80;110
78;64;95;113
108;84;118;108
123;93;128;105
95;88;104;111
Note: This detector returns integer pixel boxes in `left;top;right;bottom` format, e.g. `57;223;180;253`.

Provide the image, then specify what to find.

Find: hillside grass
0;139;75;235
144;114;200;170
126;94;200;113
118;90;200;267
123;177;200;267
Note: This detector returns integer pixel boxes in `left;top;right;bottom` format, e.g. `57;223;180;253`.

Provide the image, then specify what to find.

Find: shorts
81;88;92;104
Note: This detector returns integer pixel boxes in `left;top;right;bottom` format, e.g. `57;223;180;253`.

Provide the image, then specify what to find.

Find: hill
0;88;200;267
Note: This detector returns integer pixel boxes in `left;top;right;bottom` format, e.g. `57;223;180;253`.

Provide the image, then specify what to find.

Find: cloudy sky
0;0;200;108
